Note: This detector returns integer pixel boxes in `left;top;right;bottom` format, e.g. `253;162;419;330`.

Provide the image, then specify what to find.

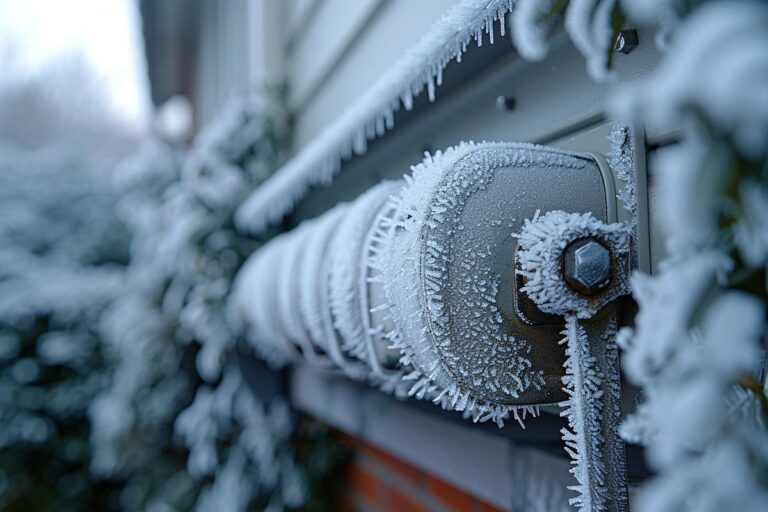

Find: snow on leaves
89;94;303;512
613;3;768;511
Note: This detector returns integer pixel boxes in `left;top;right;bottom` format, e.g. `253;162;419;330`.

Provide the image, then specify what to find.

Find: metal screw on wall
563;238;612;296
495;95;516;112
615;29;639;54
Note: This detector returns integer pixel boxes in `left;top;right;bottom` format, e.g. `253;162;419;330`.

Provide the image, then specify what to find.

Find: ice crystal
560;314;627;512
276;224;325;363
513;207;630;510
560;316;608;511
607;124;636;226
296;211;347;359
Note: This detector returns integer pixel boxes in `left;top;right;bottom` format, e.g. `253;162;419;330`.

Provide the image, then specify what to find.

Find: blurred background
0;1;487;511
0;1;338;511
3;1;766;511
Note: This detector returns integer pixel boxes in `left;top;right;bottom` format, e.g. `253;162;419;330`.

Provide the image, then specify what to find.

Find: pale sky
0;0;152;130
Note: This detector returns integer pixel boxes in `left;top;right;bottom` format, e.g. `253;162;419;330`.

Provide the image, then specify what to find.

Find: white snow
511;0;563;61
734;180;768;268
610;6;768;507
565;0;618;81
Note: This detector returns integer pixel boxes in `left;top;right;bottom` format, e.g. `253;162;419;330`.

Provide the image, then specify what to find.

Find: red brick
364;444;425;487
386;485;430;512
426;476;474;512
336;430;361;448
334;492;358;512
347;462;383;507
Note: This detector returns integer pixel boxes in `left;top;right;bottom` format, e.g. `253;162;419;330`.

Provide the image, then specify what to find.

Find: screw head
615;29;639;54
495;95;516;112
563;238;612;296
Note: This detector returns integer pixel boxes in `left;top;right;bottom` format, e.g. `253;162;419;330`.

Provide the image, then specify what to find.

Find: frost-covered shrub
609;2;768;511
512;1;768;509
89;93;306;511
0;139;128;510
509;0;768;509
0;57;137;510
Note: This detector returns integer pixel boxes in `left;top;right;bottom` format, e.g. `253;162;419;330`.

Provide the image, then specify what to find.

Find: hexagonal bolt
563;238;612;296
615;29;639;54
495;95;516;112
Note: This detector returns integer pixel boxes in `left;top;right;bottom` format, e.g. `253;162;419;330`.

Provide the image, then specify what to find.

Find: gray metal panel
288;0;386;111
421;148;608;405
647;148;670;273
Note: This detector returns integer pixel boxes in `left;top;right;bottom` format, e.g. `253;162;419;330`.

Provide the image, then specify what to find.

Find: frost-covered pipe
235;140;622;417
233;139;633;509
328;181;403;375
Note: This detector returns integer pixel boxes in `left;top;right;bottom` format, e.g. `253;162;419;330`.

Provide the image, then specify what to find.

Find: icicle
234;0;518;235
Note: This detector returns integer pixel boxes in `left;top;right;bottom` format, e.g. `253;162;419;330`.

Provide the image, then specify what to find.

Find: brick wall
335;435;507;512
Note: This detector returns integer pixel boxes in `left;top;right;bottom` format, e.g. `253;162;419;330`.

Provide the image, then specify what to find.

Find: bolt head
615;29;639;54
564;238;612;296
495;95;515;112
